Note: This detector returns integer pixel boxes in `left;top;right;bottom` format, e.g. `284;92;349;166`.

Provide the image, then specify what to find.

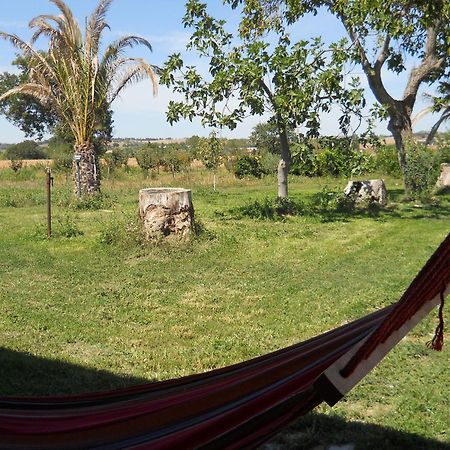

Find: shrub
316;148;344;177
52;153;72;174
55;212;84;238
290;142;319;177
437;142;450;164
71;192;115;210
259;150;279;175
374;145;402;176
404;144;440;200
236;197;306;220
9;158;23;173
111;148;129;169
233;154;264;178
309;187;355;213
291;137;373;178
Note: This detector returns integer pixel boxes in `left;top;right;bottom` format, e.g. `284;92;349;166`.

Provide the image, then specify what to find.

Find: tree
5;140;47;160
257;0;450;193
136;144;160;178
250;122;296;154
198;133;224;191
161;0;364;198
0;56;57;139
0;0;158;196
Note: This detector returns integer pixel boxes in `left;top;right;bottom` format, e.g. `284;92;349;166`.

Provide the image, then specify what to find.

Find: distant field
0;159;53;168
0;167;449;449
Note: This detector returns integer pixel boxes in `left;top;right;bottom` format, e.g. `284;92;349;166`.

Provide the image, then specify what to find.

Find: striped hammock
1;233;449;449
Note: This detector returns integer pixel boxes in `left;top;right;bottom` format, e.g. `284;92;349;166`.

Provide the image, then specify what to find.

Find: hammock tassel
427;288;446;351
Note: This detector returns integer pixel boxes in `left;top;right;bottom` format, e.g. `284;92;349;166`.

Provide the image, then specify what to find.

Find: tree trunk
139;188;194;237
387;105;413;192
277;125;291;198
73;143;100;196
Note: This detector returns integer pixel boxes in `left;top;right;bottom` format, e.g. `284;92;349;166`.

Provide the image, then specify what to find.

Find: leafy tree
161;146;190;178
5;140;47;160
250;122;296;154
162;0;365;197
136;144;160;178
0;55;57;139
0;0;158;196
198;133;224;191
255;0;450;193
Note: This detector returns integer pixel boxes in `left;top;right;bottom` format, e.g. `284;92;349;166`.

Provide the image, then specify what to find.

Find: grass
0;166;449;448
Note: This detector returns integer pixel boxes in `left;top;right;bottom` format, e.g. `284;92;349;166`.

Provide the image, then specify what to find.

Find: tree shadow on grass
263;411;450;450
228;188;450;224
0;347;150;396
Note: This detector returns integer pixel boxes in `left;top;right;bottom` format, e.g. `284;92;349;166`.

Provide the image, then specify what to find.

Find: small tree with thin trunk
0;0;158;197
161;0;365;198
257;0;450;193
198;133;224;191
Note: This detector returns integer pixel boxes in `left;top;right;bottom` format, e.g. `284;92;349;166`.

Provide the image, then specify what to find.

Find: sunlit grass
0;166;449;447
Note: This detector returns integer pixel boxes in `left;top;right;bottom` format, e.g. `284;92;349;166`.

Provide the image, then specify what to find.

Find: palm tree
0;0;158;195
412;82;450;145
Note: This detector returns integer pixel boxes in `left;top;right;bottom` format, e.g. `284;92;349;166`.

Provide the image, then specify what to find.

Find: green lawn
0;167;449;449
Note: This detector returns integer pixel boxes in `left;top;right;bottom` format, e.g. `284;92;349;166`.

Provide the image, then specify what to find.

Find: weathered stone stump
344;179;387;206
436;163;450;189
139;188;194;238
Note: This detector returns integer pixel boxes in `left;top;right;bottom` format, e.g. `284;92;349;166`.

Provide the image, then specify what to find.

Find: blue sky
0;0;445;143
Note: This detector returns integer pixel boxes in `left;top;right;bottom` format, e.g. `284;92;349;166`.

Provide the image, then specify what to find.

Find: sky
0;0;446;143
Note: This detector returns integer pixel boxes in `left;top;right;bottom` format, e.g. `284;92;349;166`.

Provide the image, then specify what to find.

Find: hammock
1;233;449;449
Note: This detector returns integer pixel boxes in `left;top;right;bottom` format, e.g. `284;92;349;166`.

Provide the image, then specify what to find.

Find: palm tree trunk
73;142;100;196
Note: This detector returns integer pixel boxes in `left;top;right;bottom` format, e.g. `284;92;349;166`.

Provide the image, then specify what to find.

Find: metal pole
46;167;53;238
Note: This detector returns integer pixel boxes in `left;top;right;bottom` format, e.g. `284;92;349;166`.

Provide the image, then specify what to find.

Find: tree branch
340;19;394;108
403;23;445;110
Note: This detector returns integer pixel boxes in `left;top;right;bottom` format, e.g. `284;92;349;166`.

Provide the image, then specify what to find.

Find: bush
71;192;115;210
236;197;306;220
316;148;344;177
309;187;355;213
233;154;264;178
436;139;450;164
290;142;319;177
291;137;374;178
9;158;23;173
259;150;279;175
99;214;144;247
111;148;129;169
404;144;440;200
374;145;402;177
52;153;72;174
55;212;84;238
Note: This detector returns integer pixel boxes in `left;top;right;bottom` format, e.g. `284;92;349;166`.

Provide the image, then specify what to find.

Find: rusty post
46;167;53;238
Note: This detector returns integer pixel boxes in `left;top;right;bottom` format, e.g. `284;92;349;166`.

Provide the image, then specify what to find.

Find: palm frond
29;15;64;43
86;0;113;56
109;59;158;102
0;83;52;104
49;0;82;49
101;35;153;68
